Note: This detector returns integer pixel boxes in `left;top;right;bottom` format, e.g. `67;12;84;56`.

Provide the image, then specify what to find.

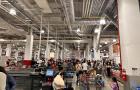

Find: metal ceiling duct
59;0;72;32
34;0;52;13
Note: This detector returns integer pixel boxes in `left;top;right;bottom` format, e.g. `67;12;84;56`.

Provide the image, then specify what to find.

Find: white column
109;45;114;59
83;50;86;59
118;0;140;75
87;44;90;60
55;46;60;60
118;0;140;88
45;44;50;60
61;43;65;60
6;44;12;57
60;49;63;60
15;50;19;60
93;35;100;60
0;44;2;56
24;34;33;66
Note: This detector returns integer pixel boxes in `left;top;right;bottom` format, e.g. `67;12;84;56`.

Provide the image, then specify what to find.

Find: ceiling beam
0;39;92;44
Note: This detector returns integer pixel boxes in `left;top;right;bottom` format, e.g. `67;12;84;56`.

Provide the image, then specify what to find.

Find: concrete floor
73;74;124;90
15;73;124;90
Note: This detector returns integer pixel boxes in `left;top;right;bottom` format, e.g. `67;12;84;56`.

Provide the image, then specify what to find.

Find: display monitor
46;69;54;76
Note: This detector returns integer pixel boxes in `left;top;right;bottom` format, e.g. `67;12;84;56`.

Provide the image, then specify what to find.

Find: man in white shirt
82;61;88;72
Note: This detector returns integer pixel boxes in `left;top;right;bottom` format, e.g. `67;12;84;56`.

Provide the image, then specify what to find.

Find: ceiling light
77;40;81;43
99;45;102;47
77;28;80;32
9;8;16;15
40;30;44;33
105;42;108;44
94;28;100;33
104;50;106;51
113;39;117;42
0;39;5;41
50;40;55;42
100;18;106;25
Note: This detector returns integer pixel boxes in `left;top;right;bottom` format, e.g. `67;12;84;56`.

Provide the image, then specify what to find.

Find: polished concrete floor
75;79;124;90
15;73;124;90
72;74;124;90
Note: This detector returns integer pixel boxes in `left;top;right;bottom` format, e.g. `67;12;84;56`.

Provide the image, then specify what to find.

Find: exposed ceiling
0;0;118;50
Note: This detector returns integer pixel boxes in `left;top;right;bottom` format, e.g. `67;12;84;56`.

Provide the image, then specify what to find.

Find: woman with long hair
111;77;119;90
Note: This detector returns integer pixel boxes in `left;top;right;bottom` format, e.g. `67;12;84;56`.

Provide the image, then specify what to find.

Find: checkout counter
8;68;56;90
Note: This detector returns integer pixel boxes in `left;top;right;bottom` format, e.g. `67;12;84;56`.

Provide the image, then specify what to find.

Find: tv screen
46;69;54;76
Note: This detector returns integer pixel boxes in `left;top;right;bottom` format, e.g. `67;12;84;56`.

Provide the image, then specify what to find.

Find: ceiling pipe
14;20;111;26
69;0;75;22
59;0;72;33
105;14;118;28
97;0;106;15
0;4;38;35
0;39;91;43
6;0;40;31
17;0;41;23
88;0;94;16
84;0;90;17
95;0;111;50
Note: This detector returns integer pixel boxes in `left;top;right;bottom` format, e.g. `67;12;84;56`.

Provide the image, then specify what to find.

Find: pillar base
23;60;31;67
124;75;140;90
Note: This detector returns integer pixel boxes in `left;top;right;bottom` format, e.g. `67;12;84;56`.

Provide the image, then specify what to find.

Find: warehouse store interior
0;0;140;90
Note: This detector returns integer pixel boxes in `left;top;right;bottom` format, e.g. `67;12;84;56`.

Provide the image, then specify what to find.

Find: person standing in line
110;77;119;90
82;60;88;73
0;66;16;90
75;61;82;85
106;62;111;77
6;74;16;90
0;66;7;90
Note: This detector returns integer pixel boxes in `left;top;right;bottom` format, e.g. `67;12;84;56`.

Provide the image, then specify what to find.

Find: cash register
42;69;54;90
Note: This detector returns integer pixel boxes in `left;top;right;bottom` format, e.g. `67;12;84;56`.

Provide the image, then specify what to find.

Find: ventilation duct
34;0;52;13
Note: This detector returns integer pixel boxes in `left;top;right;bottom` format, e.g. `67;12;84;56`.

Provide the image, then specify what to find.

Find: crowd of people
46;58;120;90
0;57;120;90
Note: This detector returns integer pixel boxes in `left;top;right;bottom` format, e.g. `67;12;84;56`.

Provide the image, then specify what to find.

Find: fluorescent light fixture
105;42;108;44
77;28;80;32
50;40;55;42
23;39;27;42
0;39;5;41
113;39;117;42
77;40;81;43
100;18;106;25
9;8;16;15
94;28;100;33
40;30;44;33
